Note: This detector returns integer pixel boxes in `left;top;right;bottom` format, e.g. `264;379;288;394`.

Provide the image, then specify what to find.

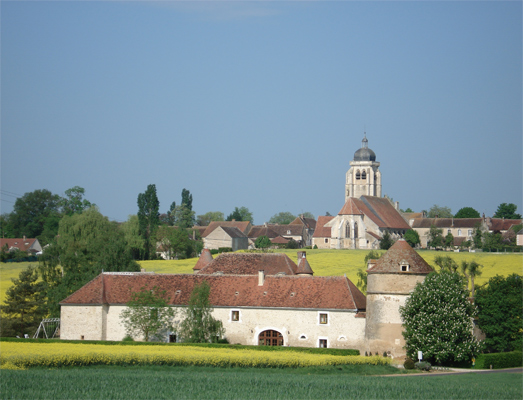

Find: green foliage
255;235;272;250
454;207;480;219
269;212;296;225
196;211;224;226
285;238;299;249
475;274;523;353
403;357;415;369
173;204;196;229
460;260;482;297
137;184;160;260
38;207;139;316
444;232;454;249
379;231;394;250
404;229;420;248
404;208;414;213
474;351;523;369
400;271;482;365
357;250;382;294
427;225;444;248
414;361;431;371
226;207;253;223
178;281;224;343
59;186;93;216
156;226;195;259
122;215;145;260
493;203;522;219
0;266;46;337
120;286;176;342
9;189;61;245
427;204;453;218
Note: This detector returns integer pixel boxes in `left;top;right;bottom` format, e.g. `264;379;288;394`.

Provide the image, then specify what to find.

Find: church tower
345;133;382;201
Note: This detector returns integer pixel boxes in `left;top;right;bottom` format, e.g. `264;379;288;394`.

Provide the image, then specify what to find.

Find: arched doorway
258;330;284;346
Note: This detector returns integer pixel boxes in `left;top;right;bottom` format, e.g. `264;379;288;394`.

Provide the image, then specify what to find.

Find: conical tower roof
296;251;313;275
193;248;213;272
367;239;433;274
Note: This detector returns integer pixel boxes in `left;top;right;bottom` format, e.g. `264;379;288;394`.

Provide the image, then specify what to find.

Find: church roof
61;273;365;311
337;197;410;230
338;198;364;215
353;133;376;162
367;239;433;274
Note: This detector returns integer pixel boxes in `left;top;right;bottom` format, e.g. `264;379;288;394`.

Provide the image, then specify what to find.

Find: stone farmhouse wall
61;304;366;350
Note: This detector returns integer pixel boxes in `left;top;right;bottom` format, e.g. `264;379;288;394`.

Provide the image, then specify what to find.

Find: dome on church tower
353;133;376;161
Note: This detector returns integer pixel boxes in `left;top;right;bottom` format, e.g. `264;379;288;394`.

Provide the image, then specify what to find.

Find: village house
0;237;43;255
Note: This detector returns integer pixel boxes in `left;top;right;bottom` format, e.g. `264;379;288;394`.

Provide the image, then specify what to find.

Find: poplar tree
137;184;160;259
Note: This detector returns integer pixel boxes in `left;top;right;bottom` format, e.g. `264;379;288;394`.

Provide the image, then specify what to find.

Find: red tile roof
202;221;251;237
61;273;365;311
296;251;313;275
338;198;364;215
367;239;433;274
0;238;40;253
197;252;301;275
271;236;290;244
312;216;334;238
289;216;317;230
488;218;522;232
358;196;411;230
248;226;279;239
268;224;304;237
410;218;482;229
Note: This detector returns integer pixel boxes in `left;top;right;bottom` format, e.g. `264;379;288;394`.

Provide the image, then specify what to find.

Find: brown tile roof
367;239;433;274
220;226;247;238
0;238;40;253
271;236;290;244
193;249;213;271
289;216;317;230
410;218;483;229
248;226;279;239
61;273;365;311
296;251;313;275
358;196;411;230
191;226;207;237
197;253;301;275
488;218;522;232
338;198;364;215
402;212;424;220
312;216;334;238
269;225;304;237
202;221;251;237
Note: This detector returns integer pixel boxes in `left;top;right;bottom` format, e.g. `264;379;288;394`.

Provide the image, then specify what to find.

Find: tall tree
444;232;454;250
226;207;253;223
434;255;458;273
475;274;523;353
156;226;194;260
400;270;482;365
120;286;176;342
39;207;139;316
460;260;482;297
427;225;444;248
9;189;61;243
196;211;224;226
379;230;394;250
493;203;521;219
137;184;160;259
0;266;46;337
268;212;296;225
403;229;420;248
427;205;453;218
59;186;93;216
178;281;224;343
454;207;480;219
122;215;145;260
174;204;196;229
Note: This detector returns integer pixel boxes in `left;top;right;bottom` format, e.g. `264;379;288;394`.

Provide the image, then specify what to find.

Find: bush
474;351;523;369
404;357;415;370
122;335;134;342
415;361;431;371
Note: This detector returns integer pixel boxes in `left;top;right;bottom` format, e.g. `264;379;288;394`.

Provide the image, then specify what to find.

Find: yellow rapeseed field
0;342;390;369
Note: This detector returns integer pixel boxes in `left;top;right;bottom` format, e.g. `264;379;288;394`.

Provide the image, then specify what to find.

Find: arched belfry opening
345;132;382;201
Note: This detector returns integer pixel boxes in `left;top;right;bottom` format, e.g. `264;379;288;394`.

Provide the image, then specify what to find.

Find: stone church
313;134;410;250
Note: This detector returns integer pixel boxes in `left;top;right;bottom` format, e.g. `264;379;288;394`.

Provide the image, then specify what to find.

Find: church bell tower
345;133;382;201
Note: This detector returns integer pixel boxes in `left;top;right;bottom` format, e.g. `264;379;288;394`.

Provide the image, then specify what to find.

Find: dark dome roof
354;147;376;161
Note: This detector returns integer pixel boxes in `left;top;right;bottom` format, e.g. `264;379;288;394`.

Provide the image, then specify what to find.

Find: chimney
23;235;26;241
394;201;399;211
258;270;265;286
297;251;306;259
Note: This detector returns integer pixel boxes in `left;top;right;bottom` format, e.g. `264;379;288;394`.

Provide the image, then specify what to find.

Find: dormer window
287;230;291;235
400;260;410;272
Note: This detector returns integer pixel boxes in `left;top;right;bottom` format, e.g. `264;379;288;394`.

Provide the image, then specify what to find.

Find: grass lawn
1;365;521;399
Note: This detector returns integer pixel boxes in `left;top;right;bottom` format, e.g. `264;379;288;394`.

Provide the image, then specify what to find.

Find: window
356;171;361;180
231;310;239;321
448;229;451;234
361;170;367;180
458;229;462;236
319;339;328;348
345;223;350;238
468;230;473;237
319;313;328;324
259;330;283;346
324;238;329;243
169;334;177;343
287;230;291;235
400;261;410;272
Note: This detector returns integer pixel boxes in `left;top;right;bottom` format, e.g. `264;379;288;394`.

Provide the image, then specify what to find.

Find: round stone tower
364;239;433;357
345;133;382;200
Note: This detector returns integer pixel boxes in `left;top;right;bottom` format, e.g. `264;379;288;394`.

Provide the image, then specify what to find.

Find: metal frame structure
33;318;60;339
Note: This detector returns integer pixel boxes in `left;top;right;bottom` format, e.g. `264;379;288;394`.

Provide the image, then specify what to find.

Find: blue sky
1;1;521;224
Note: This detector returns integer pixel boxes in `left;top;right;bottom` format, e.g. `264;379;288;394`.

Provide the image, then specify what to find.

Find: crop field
1;365;522;399
0;250;521;304
0;341;389;369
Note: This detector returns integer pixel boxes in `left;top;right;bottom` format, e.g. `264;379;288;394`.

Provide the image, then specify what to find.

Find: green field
1;365;521;399
1;250;521;304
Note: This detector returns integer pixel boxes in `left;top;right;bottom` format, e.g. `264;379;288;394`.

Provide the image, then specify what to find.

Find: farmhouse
60;239;430;357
